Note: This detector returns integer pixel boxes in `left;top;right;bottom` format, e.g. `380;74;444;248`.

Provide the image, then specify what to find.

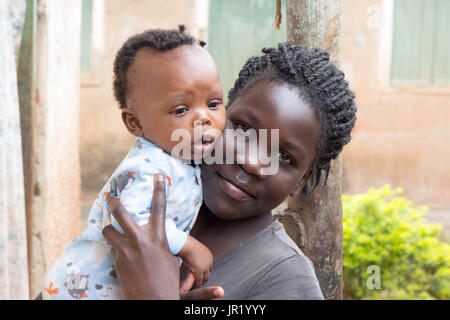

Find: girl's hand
102;174;224;300
102;174;179;299
180;272;224;300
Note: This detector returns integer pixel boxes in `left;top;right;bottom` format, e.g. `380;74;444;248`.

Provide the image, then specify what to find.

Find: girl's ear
122;108;143;137
290;168;313;197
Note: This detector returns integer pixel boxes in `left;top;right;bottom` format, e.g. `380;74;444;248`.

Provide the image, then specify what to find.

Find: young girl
100;43;357;299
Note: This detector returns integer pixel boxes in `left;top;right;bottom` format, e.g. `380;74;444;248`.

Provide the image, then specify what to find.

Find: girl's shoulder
208;220;324;300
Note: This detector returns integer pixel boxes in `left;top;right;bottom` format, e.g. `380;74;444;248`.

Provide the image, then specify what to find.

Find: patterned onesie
42;137;202;299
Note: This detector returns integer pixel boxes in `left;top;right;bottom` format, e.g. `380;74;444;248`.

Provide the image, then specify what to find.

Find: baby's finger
194;273;204;289
149;174;167;240
203;271;210;285
108;198;139;236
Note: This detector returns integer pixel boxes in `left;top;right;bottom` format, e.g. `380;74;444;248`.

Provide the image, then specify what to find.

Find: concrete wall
341;0;450;209
21;0;82;299
79;0;207;214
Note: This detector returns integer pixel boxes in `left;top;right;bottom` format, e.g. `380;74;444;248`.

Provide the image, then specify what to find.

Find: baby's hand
178;236;213;288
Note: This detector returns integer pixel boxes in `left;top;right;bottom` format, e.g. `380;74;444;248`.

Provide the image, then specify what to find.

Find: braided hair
228;43;357;195
113;25;206;109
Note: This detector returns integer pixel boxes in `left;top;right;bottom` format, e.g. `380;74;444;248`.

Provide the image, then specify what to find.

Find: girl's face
201;81;321;220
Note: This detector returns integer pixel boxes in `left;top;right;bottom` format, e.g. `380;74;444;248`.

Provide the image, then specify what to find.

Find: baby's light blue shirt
41;137;202;299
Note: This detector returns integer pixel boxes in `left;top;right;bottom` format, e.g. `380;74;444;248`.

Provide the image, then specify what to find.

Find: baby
41;26;226;299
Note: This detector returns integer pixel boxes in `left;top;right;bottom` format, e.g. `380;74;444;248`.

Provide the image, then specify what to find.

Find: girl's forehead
229;81;314;125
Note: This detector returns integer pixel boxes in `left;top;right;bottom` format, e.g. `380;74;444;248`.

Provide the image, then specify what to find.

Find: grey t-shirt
202;220;324;300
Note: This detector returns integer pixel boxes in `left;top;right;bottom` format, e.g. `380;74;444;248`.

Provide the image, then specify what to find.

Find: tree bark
276;0;343;300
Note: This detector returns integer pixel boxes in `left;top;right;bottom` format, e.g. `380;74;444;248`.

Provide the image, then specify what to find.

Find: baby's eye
277;151;293;165
208;101;222;110
171;106;188;116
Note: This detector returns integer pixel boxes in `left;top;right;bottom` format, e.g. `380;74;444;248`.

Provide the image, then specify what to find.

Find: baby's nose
193;109;211;127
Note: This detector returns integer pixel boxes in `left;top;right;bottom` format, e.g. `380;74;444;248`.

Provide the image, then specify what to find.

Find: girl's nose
236;147;268;180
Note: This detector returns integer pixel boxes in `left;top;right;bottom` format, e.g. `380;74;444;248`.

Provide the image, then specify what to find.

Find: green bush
342;185;450;300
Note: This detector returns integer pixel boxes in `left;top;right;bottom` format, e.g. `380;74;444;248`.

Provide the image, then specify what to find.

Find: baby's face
123;44;226;160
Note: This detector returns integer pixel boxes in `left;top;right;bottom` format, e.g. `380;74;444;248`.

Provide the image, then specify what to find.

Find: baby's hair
228;43;357;195
113;25;206;109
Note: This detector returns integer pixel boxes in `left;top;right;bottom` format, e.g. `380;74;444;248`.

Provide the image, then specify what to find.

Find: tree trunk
275;0;343;300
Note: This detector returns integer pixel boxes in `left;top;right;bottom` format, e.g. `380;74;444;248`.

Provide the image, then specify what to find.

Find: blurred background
77;0;450;225
1;0;449;299
79;0;450;238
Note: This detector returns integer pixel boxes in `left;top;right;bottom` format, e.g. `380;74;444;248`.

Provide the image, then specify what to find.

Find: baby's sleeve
164;218;188;255
106;164;188;255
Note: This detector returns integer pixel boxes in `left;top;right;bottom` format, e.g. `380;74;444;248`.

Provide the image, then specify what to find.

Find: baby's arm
178;235;213;288
109;167;188;255
110;164;212;286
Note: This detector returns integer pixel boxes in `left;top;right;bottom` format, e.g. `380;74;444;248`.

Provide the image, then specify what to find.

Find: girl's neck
190;205;274;257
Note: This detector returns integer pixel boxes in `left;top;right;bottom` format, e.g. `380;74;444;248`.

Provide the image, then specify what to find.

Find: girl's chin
204;202;230;220
204;194;259;221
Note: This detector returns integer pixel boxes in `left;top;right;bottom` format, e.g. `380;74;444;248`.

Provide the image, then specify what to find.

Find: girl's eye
278;151;293;165
171;107;188;115
233;121;254;139
235;122;250;132
208;101;222;110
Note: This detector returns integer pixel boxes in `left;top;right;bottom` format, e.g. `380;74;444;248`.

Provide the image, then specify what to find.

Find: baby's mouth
192;134;215;154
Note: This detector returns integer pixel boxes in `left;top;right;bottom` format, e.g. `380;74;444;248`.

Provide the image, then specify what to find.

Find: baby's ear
290;169;313;197
121;108;143;137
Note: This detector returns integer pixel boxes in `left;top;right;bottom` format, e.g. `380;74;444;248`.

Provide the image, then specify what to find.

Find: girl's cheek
216;107;227;132
272;176;296;200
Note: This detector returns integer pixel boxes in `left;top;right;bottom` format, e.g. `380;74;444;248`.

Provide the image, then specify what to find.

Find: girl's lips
216;173;254;201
